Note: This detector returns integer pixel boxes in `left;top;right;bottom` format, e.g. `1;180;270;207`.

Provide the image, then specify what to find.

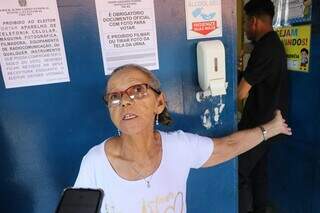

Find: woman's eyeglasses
104;83;161;107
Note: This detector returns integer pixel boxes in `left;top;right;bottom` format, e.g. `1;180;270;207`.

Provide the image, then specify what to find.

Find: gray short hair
111;64;160;90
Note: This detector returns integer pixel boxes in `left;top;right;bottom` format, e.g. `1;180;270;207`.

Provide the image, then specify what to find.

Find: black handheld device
55;188;103;213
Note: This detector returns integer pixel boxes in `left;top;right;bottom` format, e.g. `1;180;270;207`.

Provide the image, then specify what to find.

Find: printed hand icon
192;8;203;17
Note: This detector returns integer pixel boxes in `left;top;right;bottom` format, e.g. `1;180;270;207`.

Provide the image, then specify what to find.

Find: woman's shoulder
160;130;199;144
161;130;211;145
83;139;108;161
160;129;197;138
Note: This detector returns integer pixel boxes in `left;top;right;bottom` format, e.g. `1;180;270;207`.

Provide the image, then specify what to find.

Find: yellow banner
276;25;311;72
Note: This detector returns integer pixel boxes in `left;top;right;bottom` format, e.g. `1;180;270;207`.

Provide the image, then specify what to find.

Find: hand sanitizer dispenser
196;40;228;101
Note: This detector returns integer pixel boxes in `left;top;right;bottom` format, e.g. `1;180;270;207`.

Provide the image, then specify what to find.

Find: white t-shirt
74;130;214;213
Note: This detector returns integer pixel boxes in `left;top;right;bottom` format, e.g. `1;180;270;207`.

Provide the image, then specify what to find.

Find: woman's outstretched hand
265;110;292;139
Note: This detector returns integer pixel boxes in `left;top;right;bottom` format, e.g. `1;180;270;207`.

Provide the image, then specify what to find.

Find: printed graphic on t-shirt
104;192;184;213
142;192;183;213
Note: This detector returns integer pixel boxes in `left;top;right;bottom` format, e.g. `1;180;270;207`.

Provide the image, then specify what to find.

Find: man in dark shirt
238;0;288;212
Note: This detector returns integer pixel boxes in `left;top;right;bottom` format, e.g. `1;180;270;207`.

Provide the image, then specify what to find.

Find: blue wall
268;1;320;213
0;0;237;213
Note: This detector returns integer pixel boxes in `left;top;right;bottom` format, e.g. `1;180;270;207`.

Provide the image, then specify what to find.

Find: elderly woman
74;64;291;213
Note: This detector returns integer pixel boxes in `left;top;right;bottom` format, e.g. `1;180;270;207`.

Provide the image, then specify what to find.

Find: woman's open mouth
122;113;137;120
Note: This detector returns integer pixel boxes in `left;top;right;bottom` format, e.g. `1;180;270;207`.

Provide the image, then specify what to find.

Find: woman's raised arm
202;110;292;168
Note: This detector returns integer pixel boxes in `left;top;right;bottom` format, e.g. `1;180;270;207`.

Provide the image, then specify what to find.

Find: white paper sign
0;0;70;89
272;0;312;26
185;0;223;40
95;0;159;74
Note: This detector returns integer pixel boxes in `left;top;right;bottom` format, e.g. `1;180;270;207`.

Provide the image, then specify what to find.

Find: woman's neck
118;130;161;162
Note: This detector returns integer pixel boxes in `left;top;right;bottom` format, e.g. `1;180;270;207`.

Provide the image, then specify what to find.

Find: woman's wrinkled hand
268;110;292;137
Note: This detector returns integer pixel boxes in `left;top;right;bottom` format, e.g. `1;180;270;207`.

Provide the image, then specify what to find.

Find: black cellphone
55;188;104;213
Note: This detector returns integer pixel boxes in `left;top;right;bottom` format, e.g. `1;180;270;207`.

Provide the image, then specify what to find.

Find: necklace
131;164;154;188
127;133;161;188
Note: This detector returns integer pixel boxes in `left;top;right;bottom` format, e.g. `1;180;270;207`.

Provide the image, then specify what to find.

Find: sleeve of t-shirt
74;154;96;188
175;130;214;169
244;47;275;86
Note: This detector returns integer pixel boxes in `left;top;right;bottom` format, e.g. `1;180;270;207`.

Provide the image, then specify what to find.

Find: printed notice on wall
95;0;159;75
0;0;69;89
276;25;311;72
185;0;222;40
272;0;312;26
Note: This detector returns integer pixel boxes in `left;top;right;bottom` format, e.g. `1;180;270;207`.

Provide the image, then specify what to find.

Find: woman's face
106;68;165;135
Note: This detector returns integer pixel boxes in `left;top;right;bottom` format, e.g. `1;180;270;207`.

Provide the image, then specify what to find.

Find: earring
117;129;121;136
155;114;159;126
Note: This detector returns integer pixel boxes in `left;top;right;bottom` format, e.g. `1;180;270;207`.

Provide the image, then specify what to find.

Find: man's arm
237;78;252;101
202;110;292;168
